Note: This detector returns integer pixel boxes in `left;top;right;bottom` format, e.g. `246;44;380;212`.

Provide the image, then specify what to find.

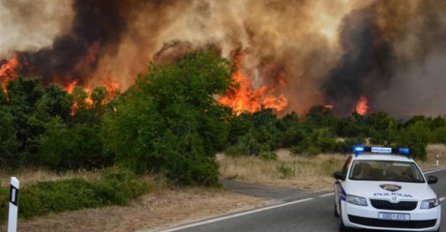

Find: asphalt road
160;168;446;232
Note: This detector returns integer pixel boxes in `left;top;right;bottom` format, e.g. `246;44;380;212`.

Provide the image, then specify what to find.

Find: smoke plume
1;0;445;116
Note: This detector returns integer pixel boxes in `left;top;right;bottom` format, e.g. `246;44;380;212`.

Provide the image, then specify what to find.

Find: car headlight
420;198;439;209
346;195;368;206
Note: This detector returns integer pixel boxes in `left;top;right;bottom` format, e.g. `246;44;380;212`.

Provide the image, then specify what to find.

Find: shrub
290;128;337;156
397;121;430;160
39;118;112;170
430;126;446;144
103;50;232;186
259;151;277;161
95;168;149;205
0;168;149;221
225;130;263;156
277;162;293;179
0;182;8;222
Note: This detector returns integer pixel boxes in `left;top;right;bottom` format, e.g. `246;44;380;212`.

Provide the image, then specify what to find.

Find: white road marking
155;167;446;232
318;192;335;198
159;197;315;232
423;167;446;174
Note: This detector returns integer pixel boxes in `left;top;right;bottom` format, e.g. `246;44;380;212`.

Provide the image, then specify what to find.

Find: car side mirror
333;171;345;180
427;176;438;184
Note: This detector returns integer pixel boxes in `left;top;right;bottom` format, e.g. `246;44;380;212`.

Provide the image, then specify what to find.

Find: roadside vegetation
219;145;446;190
0;49;445;222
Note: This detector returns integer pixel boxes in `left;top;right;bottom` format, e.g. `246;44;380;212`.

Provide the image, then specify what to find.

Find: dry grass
218;149;346;191
1;187;265;232
219;145;446;191
0;168;101;187
418;144;446;170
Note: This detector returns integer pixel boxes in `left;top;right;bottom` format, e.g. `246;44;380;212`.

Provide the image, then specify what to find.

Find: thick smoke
322;6;396;115
1;0;445;116
323;0;446;116
0;0;73;55
15;0;128;85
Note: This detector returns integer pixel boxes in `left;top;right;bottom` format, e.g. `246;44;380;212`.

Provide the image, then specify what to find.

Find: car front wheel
334;201;339;217
338;201;350;232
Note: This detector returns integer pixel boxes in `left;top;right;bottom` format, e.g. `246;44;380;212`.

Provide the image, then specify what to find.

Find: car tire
339;217;350;232
338;202;350;232
334;202;339;217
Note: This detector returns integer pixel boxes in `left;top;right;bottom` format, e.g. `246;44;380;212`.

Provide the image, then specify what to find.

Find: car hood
345;180;437;201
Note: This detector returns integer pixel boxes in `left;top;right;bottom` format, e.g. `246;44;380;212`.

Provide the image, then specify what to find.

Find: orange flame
64;80;79;94
324;104;334;110
84;87;93;106
355;96;369;115
218;56;289;114
103;76;121;97
0;56;19;91
63;77;121;115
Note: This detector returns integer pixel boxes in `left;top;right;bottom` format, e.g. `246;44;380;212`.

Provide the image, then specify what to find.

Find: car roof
351;153;414;162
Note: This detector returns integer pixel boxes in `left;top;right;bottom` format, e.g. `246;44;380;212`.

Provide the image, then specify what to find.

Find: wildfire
65;80;79;94
218;55;289;114
355;96;369;115
62;76;121;115
103;76;121;96
324;104;334;110
0;56;19;91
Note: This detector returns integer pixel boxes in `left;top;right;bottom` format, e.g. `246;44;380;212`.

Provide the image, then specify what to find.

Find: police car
333;146;441;232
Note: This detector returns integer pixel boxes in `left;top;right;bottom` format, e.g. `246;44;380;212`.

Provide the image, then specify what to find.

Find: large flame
355;96;369;115
0;56;19;91
218;55;289;114
62;76;120;115
64;80;78;94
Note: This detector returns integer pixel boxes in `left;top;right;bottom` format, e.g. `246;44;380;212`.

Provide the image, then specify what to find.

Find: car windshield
349;160;425;183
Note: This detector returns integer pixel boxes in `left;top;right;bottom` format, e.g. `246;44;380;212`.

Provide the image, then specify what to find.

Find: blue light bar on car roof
353;146;410;156
353;146;365;154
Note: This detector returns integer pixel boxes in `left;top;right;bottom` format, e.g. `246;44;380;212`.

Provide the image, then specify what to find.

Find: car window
349;160;425;183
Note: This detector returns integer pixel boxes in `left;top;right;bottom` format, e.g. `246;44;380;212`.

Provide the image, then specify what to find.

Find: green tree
39;118;110;170
35;84;72;123
6;77;45;166
0;106;20;168
366;112;398;145
397;121;430;160
291;128;337;156
430;126;446;144
103;50;232;186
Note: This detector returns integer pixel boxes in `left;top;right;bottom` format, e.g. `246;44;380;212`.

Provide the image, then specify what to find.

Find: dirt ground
1;187;265;232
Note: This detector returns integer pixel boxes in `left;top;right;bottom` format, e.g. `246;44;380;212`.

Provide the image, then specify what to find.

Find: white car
334;146;441;232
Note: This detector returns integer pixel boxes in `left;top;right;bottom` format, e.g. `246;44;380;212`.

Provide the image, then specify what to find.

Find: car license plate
378;212;410;221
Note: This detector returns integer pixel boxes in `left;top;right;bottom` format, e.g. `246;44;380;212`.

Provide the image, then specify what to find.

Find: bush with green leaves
0;168;148;221
431;126;446;144
277;162;293;179
290;128;337;156
103;50;232;186
38;118;112;170
397;121;431;160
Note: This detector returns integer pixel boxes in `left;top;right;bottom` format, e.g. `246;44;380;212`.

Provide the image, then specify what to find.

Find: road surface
159;168;446;232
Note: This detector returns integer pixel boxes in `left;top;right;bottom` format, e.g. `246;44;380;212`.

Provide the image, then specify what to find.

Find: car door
335;156;352;212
